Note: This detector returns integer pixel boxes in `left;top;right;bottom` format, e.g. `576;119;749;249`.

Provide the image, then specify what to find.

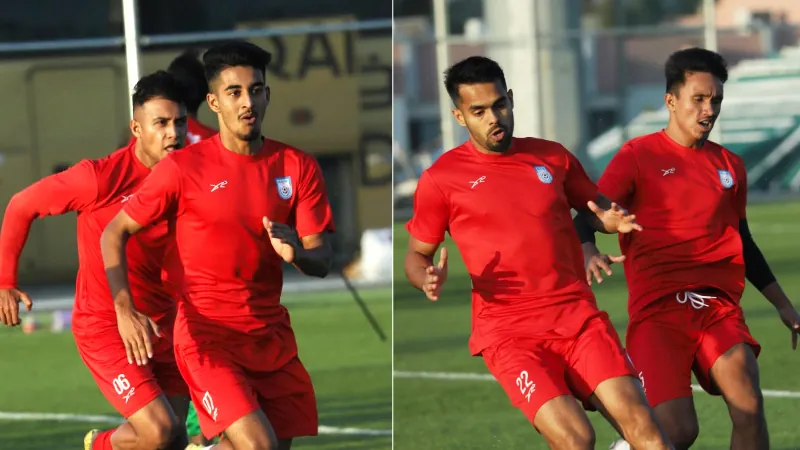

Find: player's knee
561;427;596;450
728;397;765;431
136;414;182;448
545;423;595;450
234;432;280;450
662;419;699;449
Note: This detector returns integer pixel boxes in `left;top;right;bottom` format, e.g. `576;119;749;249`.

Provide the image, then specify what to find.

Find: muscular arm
101;211;146;312
0;161;97;287
292;232;332;278
404;237;438;292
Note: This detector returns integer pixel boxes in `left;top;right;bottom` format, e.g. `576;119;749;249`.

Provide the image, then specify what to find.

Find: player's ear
265;86;271;105
664;92;676;111
207;92;220;114
129;119;141;138
508;89;514;107
451;108;466;127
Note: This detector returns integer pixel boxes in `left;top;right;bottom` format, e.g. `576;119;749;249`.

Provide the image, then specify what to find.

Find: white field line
0;411;392;436
393;370;800;399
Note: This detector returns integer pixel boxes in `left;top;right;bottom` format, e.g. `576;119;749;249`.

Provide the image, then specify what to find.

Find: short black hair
665;47;728;94
131;70;187;111
167;49;208;114
444;56;507;104
202;40;272;87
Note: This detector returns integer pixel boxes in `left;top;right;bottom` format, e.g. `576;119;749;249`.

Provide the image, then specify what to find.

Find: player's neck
133;141;159;169
219;131;263;156
664;123;703;149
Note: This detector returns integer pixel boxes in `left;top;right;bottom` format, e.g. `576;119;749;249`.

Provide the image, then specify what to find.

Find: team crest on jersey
717;169;734;189
187;132;201;144
275;176;293;199
534;165;553;184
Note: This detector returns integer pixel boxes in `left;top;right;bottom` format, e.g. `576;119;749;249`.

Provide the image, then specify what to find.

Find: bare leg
651;398;699;450
590;376;673;450
532;395;596;450
709;343;768;450
204;409;279;450
109;395;184;449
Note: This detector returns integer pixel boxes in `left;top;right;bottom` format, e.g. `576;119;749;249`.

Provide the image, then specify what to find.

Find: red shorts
73;313;187;418
626;289;761;407
482;313;636;424
174;326;318;439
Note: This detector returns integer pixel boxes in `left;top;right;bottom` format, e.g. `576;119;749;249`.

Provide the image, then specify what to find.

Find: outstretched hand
777;305;800;350
587;201;642;234
423;247;448;301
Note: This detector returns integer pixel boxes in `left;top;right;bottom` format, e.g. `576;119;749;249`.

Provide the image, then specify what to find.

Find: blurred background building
393;0;800;216
0;0;393;287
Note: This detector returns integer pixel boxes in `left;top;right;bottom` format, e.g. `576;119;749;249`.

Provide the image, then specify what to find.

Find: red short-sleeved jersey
124;135;335;342
406;137;602;355
0;143;173;328
597;130;747;319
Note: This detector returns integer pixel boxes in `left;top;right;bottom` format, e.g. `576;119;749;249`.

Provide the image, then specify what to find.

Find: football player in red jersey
405;56;672;449
0;71;191;450
576;47;800;450
102;41;335;450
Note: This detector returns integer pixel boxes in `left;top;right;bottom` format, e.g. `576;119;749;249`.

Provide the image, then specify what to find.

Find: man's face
451;80;514;153
665;71;723;143
131;98;187;161
207;66;269;142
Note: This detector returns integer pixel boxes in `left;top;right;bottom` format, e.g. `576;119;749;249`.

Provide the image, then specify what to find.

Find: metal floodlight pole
122;0;142;120
703;0;722;144
433;0;456;152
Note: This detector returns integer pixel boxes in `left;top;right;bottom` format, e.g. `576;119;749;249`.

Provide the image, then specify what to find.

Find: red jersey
186;116;217;144
406;138;603;355
158;116;215;294
0;143;173;331
123;135;335;343
597;130;747;319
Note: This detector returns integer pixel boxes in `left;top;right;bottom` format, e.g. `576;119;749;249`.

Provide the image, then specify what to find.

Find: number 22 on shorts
515;370;536;402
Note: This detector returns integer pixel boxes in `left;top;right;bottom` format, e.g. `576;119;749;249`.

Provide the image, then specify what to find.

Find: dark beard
486;134;512;152
239;129;262;142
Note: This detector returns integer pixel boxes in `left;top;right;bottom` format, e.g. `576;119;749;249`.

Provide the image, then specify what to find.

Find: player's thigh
125;394;184;446
625;316;697;408
251;357;319;440
482;338;570;426
222;408;279;450
696;308;761;398
564;314;637;406
175;342;260;440
74;327;165;418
